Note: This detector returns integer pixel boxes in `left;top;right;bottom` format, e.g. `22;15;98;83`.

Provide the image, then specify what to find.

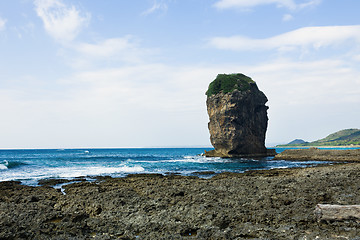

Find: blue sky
0;0;359;148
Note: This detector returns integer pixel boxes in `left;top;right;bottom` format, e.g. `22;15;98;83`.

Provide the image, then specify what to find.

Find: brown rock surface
274;147;360;161
205;74;275;157
1;163;360;239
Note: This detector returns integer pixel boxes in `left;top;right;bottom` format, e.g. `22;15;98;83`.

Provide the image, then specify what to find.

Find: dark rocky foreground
274;148;360;162
1;164;360;239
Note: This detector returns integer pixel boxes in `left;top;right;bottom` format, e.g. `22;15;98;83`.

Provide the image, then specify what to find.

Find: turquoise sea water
0;147;358;185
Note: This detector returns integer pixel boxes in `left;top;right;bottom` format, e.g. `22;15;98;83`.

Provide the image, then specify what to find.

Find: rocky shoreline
274;148;360;162
1;163;360;239
203;148;276;158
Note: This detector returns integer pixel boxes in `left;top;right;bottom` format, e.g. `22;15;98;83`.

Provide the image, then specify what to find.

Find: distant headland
277;128;360;147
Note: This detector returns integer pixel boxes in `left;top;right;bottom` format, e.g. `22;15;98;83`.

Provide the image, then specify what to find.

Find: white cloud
63;36;156;69
209;25;360;51
214;0;296;10
213;0;321;10
0;64;217;148
34;0;154;68
2;56;359;148
353;54;360;62
142;0;168;16
76;38;136;57
282;14;293;21
34;0;90;43
0;17;7;31
246;58;360;144
74;36;151;65
298;0;322;9
249;59;360;104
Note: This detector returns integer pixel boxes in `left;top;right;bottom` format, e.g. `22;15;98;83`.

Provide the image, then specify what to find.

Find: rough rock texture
205;74;274;157
1;164;360;239
274;148;360;162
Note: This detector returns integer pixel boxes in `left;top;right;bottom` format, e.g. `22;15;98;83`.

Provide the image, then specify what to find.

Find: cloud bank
213;0;322;10
209;25;360;51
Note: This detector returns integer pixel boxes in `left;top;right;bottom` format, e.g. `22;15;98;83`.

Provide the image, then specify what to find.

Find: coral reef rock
205;73;275;157
2;164;360;239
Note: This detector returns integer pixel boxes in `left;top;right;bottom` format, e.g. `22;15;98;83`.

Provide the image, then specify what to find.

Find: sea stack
204;73;275;157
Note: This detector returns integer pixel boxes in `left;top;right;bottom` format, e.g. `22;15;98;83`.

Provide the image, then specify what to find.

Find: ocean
0;147;354;186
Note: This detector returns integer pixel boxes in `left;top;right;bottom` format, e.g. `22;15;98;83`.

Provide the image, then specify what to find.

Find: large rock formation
204;73;275;157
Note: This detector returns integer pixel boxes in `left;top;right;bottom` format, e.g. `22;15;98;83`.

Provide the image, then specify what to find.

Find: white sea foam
125;155;224;164
130;156;232;164
57;165;145;178
0;160;8;170
166;156;229;163
271;166;288;169
0;164;145;183
0;164;8;170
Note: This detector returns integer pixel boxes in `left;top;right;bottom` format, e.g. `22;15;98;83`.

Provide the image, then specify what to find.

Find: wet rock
93;175;113;181
126;173;164;178
192;171;216;175
38;178;72;186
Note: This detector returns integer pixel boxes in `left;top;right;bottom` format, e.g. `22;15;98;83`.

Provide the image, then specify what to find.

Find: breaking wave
0;160;27;170
55;165;145;178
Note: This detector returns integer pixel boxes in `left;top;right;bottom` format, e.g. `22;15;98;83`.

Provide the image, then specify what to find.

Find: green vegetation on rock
206;73;254;96
278;128;360;147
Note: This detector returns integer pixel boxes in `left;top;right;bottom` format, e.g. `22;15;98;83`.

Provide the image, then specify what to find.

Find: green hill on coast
278;128;360;147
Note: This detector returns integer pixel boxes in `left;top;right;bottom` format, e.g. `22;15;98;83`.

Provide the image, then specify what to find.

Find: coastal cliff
204;73;275;157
